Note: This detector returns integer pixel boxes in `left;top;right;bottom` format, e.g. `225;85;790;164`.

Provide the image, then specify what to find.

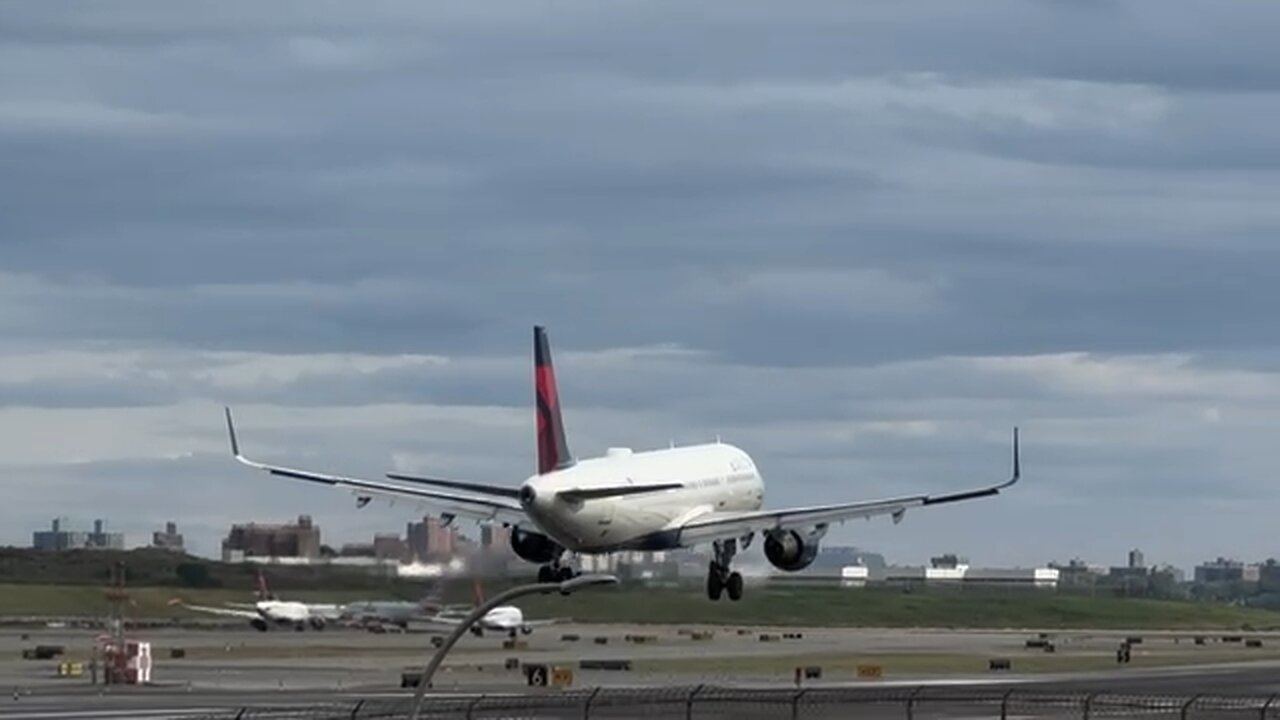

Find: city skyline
3;2;1280;569
15;514;1269;580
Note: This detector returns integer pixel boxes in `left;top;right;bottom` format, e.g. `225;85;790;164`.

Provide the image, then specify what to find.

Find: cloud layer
2;1;1278;570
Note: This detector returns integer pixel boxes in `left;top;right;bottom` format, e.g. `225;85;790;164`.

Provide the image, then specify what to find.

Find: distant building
1128;549;1146;570
152;521;185;552
406;516;456;561
221;515;320;563
33;517;123;551
373;533;407;562
480;525;511;554
1195;558;1260;584
870;563;1058;589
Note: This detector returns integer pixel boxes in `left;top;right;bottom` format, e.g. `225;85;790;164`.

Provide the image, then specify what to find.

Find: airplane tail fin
255;570;275;601
473;578;486;605
534;326;574;474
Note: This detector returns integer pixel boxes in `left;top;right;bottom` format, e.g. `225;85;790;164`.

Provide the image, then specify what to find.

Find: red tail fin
534;326;573;474
255;570;275;601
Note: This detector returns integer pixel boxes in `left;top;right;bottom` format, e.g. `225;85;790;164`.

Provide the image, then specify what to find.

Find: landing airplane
224;326;1021;602
170;571;342;631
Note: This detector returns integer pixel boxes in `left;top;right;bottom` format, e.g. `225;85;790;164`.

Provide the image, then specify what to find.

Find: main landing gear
707;539;744;602
536;558;577;583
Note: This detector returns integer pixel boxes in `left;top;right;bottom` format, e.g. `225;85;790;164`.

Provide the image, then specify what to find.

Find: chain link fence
188;686;1280;720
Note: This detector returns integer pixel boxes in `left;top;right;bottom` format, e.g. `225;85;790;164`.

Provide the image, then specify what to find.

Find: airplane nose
519;483;537;506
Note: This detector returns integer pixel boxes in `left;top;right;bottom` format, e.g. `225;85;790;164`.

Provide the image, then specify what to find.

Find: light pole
408;573;619;720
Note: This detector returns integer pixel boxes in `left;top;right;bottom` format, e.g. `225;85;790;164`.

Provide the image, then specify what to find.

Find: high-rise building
406;516;457;561
33;518;123;551
221;515;320;562
1128;549;1145;569
152;521;185;552
480;524;511;554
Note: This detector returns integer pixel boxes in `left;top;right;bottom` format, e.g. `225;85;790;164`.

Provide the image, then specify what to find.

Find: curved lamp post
409;573;619;720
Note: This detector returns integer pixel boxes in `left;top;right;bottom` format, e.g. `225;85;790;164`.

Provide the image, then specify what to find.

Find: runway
5;624;1280;718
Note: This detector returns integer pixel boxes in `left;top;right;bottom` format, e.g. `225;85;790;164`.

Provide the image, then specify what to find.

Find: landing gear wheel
537;565;554;583
556;565;575;582
706;565;725;601
726;572;744;601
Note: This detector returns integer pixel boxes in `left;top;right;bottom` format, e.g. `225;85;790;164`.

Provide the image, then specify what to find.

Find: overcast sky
2;1;1278;572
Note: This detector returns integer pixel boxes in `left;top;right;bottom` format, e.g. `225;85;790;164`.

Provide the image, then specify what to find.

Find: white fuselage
520;443;764;553
258;600;342;624
479;606;525;631
257;600;311;623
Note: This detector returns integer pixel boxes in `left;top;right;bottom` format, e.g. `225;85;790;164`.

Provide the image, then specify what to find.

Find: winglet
1012;426;1020;482
225;406;241;457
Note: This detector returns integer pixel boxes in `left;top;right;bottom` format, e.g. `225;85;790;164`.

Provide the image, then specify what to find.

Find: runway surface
4;624;1280;718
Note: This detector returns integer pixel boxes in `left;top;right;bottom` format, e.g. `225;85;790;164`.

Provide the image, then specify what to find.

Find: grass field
511;585;1280;630
635;647;1280;677
5;583;1279;631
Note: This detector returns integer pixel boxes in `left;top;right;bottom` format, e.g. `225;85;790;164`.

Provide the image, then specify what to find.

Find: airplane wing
518;617;568;627
671;428;1021;547
223;408;528;526
169;600;260;620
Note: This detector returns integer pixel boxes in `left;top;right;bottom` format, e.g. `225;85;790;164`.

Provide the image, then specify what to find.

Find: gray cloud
1;1;1278;570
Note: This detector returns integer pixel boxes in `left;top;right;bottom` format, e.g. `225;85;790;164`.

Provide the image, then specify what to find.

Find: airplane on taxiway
224;326;1021;602
170;570;342;631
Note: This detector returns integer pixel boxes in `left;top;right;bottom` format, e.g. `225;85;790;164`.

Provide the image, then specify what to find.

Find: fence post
791;689;809;720
1262;694;1278;720
466;694;486;720
906;686;924;720
349;699;364;719
686;684;707;720
1084;692;1097;720
583;686;603;720
1181;694;1201;720
1001;689;1016;720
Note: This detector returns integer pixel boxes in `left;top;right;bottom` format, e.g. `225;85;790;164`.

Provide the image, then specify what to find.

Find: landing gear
707;539;744;602
537;556;578;584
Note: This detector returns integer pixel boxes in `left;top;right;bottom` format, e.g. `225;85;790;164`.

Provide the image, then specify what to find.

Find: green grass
510;586;1280;630
3;583;1279;631
0;584;382;618
636;648;1280;677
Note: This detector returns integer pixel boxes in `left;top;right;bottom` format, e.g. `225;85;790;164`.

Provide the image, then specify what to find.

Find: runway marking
0;710;223;719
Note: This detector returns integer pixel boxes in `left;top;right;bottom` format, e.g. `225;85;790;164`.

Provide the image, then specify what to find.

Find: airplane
438;580;561;638
223;325;1021;602
170;571;342;631
337;586;466;632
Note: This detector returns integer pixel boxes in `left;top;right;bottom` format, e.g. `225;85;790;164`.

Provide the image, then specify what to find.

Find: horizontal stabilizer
385;474;521;499
556;483;683;503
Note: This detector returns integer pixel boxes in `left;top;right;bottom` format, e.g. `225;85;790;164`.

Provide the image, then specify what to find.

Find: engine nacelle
509;528;562;564
764;529;823;572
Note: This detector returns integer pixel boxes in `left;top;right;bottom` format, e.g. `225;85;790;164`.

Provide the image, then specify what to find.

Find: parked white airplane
225;326;1021;602
169;572;342;631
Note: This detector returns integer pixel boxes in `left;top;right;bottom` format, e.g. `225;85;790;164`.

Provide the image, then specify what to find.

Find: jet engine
763;528;826;572
509;528;562;564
